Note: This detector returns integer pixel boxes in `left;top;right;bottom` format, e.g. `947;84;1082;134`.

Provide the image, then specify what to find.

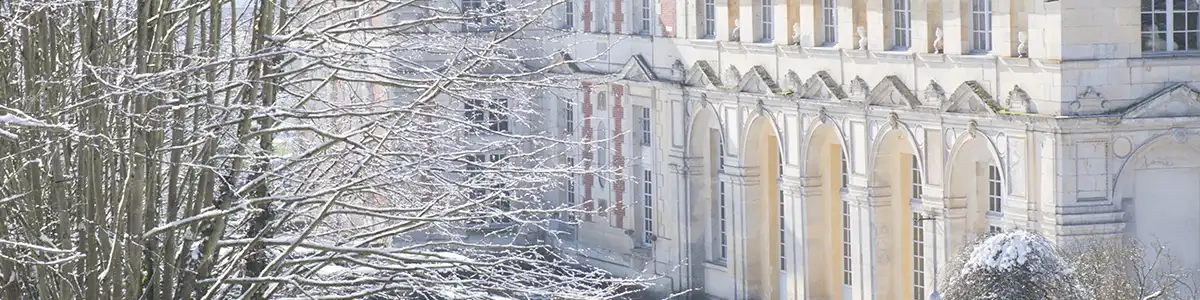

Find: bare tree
0;0;639;299
1064;238;1200;300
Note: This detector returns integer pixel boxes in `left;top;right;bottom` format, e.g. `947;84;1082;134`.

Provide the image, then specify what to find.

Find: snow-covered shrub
942;230;1089;300
1064;237;1200;300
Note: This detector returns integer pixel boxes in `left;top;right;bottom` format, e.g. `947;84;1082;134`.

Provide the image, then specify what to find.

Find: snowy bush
942;230;1089;300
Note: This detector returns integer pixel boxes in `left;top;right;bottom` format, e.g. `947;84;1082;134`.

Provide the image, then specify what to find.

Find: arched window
1142;0;1200;52
986;164;1003;233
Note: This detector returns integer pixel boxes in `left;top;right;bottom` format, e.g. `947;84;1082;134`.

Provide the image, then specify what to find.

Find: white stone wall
531;0;1200;299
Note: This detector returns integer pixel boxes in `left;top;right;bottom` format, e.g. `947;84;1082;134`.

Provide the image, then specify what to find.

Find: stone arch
800;119;852;300
865;124;923;300
683;100;729;293
943;126;1006;254
1112;131;1200;278
741;113;787;299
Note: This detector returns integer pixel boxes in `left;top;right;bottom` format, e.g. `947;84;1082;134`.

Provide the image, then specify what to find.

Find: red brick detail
582;0;592;33
612;0;624;34
581;82;594;222
611;84;625;228
659;0;676;37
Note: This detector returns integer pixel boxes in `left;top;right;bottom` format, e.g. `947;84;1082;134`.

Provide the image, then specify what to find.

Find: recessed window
891;0;911;50
564;0;574;29
640;107;652;146
1142;0;1200;52
564;102;574;135
911;155;922;200
464;98;508;132
641;0;653;35
840;150;849;189
760;0;774;42
718;181;728;259
987;165;1002;213
822;0;838;45
566;157;576;222
643;170;654;244
703;0;717;38
912;212;925;300
969;0;992;53
842;199;852;286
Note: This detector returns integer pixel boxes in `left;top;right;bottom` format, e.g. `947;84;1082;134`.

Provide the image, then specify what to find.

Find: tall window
566;157;577;222
462;0;505;28
597;123;609;187
643;170;654;244
641;0;653;35
987;165;1002;213
564;0;575;29
564;102;574;135
703;0;716;38
778;153;786;270
891;0;911;49
911;155;922;200
717;130;726;171
640;107;652;146
464;98;509;132
840;150;849;189
822;0;838;45
760;0;774;42
1142;0;1200;52
969;0;992;53
718;181;729;260
912;212;926;300
842;199;852;285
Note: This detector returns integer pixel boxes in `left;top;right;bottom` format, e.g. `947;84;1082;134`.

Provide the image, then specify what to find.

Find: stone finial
792;23;802;43
731;19;741;41
1017;32;1029;58
856;26;867;50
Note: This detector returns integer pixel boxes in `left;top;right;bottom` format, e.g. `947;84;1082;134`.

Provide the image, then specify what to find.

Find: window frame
842;199;853;286
987;164;1002;214
911;154;922;200
640;106;652;146
703;0;717;38
912;212;926;300
643;170;654;244
564;102;574;136
1142;0;1200;53
760;0;774;42
640;0;653;35
891;0;912;50
821;0;838;46
564;0;575;29
718;181;729;260
969;0;993;53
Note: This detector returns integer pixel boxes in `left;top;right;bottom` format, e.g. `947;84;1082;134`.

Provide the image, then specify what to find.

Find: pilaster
837;0;857;49
865;0;885;51
911;0;933;53
797;0;818;47
941;0;965;54
716;0;735;41
739;1;755;42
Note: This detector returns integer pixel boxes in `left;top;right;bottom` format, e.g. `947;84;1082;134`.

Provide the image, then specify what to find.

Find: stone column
781;176;803;299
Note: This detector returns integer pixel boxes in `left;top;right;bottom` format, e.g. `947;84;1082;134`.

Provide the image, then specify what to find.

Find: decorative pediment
548;52;581;74
943;81;999;114
847;76;870;99
736;66;782;94
617;54;656;82
867;76;920;108
801;70;848;100
1123;83;1200;119
683;60;722;88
